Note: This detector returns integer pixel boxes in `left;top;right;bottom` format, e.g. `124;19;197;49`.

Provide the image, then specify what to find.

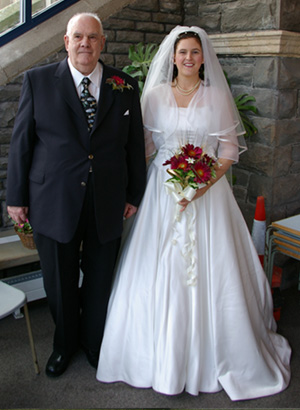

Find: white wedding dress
97;102;291;401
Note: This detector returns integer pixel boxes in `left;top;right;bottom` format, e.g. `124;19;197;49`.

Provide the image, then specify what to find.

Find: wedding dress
96;88;291;400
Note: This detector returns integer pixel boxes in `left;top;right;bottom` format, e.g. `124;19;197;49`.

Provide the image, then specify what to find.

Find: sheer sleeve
144;128;156;159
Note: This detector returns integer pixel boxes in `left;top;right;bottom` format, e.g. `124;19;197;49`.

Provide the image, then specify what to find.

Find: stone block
248;173;272;204
115;54;132;69
0;102;18;127
160;0;182;13
0;128;13;145
145;33;166;45
285;201;300;218
247;88;296;120
129;0;159;12
104;30;116;42
220;61;254;87
273;145;292;177
116;30;144;42
136;22;164;32
0;144;9;158
184;1;198;16
0;157;8;170
247;117;276;146
153;12;182;24
222;0;277;32
114;9;151;21
278;58;300;89
107;42;133;54
240;142;274;177
100;54;115;66
254;58;279;89
276;119;300;146
273;174;300;205
103;18;135;30
280;0;300;32
232;185;248;202
292;144;300;161
232;167;250;188
290;161;300;174
0;84;21;102
184;14;220;33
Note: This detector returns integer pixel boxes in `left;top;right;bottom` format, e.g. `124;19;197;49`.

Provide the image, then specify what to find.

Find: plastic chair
0;280;40;374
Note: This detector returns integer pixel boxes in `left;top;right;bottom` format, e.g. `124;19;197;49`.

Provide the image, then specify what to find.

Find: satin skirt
96;156;291;401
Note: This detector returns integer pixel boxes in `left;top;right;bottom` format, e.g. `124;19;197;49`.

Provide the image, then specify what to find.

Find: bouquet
163;143;219;218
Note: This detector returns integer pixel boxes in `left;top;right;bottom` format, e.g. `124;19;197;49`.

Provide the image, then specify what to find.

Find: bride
96;25;291;401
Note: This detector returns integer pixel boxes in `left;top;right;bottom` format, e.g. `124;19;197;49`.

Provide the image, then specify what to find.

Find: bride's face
174;37;204;79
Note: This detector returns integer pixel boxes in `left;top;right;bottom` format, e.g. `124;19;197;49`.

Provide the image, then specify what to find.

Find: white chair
0;280;40;374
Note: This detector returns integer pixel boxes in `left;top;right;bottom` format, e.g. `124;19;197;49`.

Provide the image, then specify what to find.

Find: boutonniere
106;75;133;92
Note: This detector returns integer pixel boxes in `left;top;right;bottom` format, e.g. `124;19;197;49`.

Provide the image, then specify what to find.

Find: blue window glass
0;0;79;46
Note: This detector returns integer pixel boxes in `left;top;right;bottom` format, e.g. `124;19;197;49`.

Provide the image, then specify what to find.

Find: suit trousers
34;173;121;358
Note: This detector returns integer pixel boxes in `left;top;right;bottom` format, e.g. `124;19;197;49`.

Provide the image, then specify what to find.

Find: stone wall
0;0;300;231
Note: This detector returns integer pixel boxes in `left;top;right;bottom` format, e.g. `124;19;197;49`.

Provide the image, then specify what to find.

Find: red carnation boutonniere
106;75;133;92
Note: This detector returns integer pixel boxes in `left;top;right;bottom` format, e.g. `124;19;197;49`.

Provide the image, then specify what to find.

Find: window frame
0;0;79;47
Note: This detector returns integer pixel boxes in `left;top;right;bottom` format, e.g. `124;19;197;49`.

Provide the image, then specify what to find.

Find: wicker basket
14;225;36;250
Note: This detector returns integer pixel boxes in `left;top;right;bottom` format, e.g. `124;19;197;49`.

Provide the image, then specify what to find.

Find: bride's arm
179;157;234;211
144;128;157;165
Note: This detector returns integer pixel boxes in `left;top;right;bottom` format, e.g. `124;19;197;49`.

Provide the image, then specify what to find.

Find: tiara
177;31;199;39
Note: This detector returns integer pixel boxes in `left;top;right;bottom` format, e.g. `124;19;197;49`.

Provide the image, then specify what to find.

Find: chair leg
23;303;40;374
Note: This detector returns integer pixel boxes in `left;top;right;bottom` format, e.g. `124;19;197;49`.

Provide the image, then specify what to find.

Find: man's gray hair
66;12;103;35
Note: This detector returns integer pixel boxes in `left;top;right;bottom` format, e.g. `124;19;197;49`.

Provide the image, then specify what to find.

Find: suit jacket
6;58;146;243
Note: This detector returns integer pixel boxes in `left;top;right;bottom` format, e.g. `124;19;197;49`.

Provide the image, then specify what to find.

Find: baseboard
3;270;83;303
3;270;46;302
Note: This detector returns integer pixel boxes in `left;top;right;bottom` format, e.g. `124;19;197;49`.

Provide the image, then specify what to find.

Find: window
0;0;78;46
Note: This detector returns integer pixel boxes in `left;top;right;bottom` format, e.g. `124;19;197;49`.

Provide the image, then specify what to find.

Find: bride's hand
179;185;210;212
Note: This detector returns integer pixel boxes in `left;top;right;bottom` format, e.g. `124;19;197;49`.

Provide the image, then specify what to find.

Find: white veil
141;25;247;162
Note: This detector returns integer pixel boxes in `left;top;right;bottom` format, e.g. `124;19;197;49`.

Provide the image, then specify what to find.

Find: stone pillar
185;0;300;227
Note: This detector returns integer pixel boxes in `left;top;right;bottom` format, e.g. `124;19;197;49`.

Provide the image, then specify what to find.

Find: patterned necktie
80;77;97;131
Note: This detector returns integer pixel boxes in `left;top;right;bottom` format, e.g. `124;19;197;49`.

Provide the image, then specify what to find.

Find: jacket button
88;154;94;159
81;181;86;186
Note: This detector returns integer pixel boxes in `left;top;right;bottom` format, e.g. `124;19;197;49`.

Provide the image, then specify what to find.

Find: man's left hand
124;203;137;219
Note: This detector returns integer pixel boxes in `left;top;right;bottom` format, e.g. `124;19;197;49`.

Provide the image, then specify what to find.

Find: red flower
193;162;212;183
106;76;133;92
111;76;124;86
171;155;190;170
183;144;202;159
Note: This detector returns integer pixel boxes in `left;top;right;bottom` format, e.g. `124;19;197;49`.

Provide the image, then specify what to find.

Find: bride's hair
172;31;205;81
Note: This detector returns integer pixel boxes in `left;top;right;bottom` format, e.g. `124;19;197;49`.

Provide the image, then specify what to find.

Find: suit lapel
54;58;87;125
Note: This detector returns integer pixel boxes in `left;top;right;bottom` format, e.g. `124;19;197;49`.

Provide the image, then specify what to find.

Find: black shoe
45;351;70;377
82;346;99;369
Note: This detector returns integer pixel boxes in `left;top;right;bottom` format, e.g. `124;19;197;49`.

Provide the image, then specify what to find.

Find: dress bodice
152;106;218;168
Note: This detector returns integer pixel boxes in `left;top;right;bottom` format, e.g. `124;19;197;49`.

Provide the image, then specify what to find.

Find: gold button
88;154;94;159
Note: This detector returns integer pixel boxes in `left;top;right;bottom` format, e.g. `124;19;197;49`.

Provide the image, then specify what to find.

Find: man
6;13;146;377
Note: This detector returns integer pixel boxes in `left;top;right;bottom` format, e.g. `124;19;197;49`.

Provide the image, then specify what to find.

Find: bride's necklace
175;78;201;96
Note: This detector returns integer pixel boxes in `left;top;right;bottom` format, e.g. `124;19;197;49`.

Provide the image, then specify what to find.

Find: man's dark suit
6;58;146;357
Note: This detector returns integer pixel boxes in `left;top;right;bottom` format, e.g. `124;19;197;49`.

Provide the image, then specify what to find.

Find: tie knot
82;77;91;87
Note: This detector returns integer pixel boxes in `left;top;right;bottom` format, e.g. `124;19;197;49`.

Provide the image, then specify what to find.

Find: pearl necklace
175;78;201;96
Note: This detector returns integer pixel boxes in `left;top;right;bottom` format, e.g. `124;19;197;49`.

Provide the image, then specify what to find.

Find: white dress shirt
67;59;102;102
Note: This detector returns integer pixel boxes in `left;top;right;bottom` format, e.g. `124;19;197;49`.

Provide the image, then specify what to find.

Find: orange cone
251;196;266;266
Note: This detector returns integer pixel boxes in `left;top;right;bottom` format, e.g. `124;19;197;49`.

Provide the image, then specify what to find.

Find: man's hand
123;203;137;220
7;206;29;224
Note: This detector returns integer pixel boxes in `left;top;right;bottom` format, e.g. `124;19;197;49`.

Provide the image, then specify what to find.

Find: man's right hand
7;206;29;224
